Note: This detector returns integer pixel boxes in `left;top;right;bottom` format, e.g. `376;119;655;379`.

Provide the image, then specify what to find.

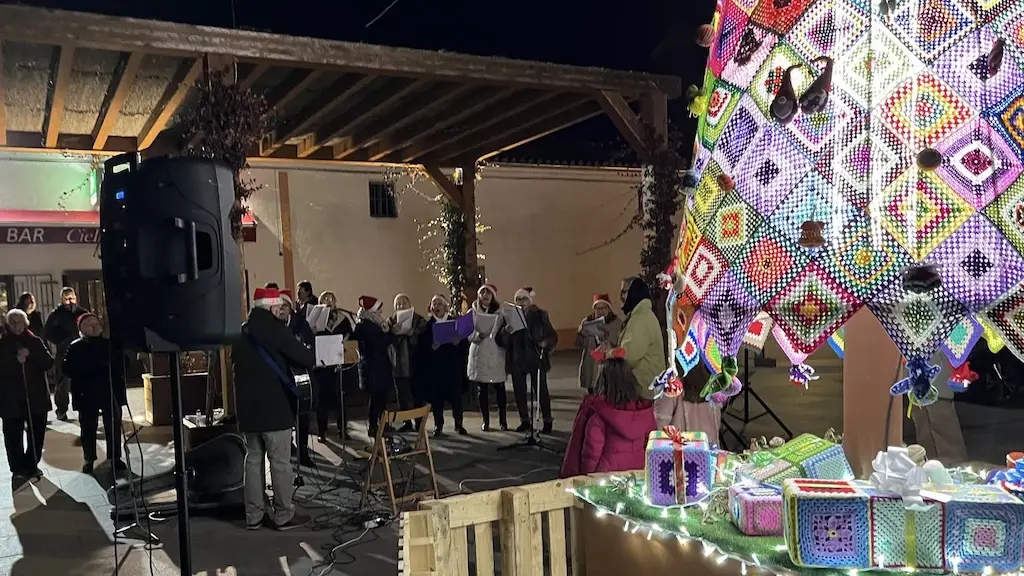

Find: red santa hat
478;283;498;297
253;287;283;309
359;295;383;312
279;289;295;307
514;286;536;304
592;293;612;308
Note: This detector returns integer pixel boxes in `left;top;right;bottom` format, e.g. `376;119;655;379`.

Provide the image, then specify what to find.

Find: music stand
497;304;558;454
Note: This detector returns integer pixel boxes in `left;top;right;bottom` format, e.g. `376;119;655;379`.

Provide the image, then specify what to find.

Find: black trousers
475;382;508;426
315;369;344;437
80;407;122;462
511;371;552;425
2;414;47;476
296;412;311;460
432;381;464;431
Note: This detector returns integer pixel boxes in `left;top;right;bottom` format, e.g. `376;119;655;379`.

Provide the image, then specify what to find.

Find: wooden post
278;171;295;292
500;487;533;576
842;308;903;477
461;162;480;307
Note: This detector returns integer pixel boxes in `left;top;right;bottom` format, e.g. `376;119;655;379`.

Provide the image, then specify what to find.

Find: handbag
245;329;312;414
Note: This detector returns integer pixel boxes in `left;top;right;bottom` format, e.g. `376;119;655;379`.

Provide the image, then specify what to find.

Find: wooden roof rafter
0;5;681;166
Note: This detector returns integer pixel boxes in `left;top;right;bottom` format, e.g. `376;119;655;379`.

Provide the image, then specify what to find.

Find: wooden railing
401;476;600;576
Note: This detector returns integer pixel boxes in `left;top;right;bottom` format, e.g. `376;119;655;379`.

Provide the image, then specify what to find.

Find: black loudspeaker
99;153;242;352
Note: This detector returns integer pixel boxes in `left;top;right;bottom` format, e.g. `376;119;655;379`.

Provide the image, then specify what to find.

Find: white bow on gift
870;447;933;511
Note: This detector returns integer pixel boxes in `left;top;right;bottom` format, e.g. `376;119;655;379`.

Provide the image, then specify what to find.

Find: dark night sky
5;0;715;163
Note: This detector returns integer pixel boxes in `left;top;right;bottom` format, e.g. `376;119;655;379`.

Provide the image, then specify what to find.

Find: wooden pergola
0;5;681;294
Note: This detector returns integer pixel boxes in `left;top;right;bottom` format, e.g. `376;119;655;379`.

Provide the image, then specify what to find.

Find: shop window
369;181;398;219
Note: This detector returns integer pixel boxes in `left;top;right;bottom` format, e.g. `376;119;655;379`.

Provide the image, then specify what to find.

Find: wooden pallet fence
401;475;611;576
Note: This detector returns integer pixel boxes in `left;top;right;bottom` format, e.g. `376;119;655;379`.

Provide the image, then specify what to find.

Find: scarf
621;277;651;315
430;312;450;322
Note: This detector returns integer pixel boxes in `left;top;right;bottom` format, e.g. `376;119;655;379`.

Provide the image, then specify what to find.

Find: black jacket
289;311;315;348
0;331;54;418
386;312;428;379
233;307;315;433
351;319;394;394
63;336;127;411
18;310;44;338
506;306;558;374
43;304;90;347
418;317;469;401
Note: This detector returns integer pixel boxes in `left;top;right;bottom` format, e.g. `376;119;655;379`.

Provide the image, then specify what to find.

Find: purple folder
432;314;475;345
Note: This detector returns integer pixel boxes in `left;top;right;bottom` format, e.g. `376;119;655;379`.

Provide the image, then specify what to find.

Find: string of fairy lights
569;466;1023;576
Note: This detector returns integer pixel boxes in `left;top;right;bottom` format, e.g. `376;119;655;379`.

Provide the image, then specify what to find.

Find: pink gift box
728;484;783;536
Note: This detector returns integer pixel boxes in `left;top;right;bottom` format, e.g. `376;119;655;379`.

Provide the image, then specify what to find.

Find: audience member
387;293;427;432
0;309;54;490
14;292;44;336
419;294;469;437
468;284;508;432
560;357;655;477
351;296;397;437
63;312;127;475
43;286;89;421
604;277;665;401
296;280;318;311
233;286;313;531
507;287;558;433
577;293;622;393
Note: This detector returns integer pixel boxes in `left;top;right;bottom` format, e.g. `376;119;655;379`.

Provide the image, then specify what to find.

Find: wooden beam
640;92;668;149
371;88;515;162
321;79;430;159
265;74;375;155
138;57;202;150
475;101;604;163
0;43;6;146
461;161;480;306
44;45;75;148
239;63;271;90
422;164;462;206
333;84;473;160
93;51;143;150
437;95;591;163
0;5;682;98
401;91;560;163
257;68;330;156
278;171;295;294
597;90;646;157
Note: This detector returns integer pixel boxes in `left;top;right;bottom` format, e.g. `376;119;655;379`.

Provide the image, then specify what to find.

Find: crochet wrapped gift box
645;430;715;506
782;479;1024;572
736;433;853;486
729;484;783;536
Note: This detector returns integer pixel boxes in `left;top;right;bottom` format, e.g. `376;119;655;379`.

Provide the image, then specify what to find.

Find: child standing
559;357;657;477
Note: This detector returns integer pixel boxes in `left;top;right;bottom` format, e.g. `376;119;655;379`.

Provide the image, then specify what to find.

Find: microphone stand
498;304;558;454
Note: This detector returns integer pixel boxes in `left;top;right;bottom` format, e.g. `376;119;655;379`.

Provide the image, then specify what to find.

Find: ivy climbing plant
179;67;273;240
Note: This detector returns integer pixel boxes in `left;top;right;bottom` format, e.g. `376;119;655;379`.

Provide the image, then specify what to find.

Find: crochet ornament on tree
669;0;1024;407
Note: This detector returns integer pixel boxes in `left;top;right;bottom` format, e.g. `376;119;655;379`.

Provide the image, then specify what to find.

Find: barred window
368;181;398;219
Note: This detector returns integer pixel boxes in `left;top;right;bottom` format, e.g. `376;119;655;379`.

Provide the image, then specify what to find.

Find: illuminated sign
2;226;101;244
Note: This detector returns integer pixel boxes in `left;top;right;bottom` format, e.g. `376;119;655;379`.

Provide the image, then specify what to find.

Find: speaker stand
169;352;193;575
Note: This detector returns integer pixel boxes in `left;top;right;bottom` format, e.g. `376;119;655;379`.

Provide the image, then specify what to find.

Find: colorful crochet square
729;484;784;536
783;480;871;568
984;280;1024;362
766;263;862;355
877;168;975;262
736;434;853;486
784;480;1024;571
945;485;1024;572
867;278;968;361
935;119;1024;210
942;314;984;367
644;431;715;507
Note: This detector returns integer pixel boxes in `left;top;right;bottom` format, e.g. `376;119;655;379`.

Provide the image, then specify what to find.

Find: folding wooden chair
361;404;441;515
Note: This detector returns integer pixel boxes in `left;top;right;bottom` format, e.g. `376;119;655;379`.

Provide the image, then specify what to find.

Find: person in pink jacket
559;357;657;477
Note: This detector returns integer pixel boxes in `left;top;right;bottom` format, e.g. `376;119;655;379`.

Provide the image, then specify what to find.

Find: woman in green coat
603;277;666;400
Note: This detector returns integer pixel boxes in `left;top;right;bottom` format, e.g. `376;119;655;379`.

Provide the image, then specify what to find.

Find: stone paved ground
0;345;1011;575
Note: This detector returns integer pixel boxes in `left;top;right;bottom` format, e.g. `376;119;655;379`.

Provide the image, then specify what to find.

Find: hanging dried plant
179;67;273;240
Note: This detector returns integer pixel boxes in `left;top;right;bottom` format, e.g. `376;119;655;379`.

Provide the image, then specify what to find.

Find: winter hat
592;293;612;308
514;286;536;304
279;289;294;307
429;294;450;308
478;283;498;298
253;287;283;309
359;295;383;312
77;312;99;330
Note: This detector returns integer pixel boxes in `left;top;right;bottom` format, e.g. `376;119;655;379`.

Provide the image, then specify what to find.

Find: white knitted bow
870;447;931;511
